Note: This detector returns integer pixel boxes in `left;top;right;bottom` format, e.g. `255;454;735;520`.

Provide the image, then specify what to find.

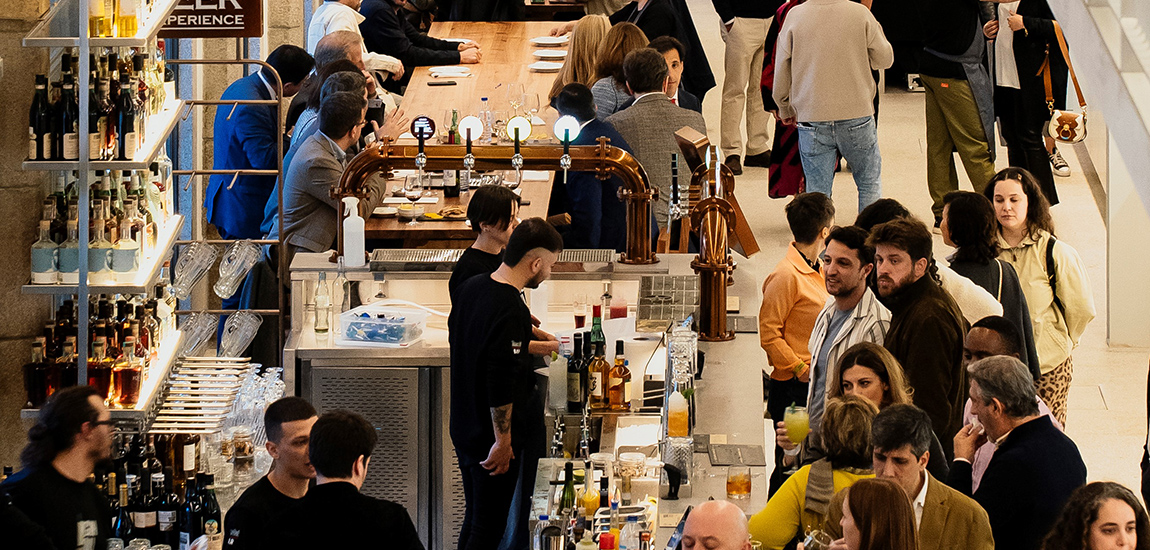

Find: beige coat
997;229;1095;374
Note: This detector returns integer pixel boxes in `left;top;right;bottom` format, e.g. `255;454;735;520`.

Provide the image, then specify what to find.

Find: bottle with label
178;470;202;550
31;220;59;284
112;336;142;408
314;271;331;334
21;342;49;407
118;74;137;160
87;338;113;401
134;472;161;542
587;338;611;411
566;334;581;413
156;467;181;547
57;219;79;284
112;201;141;283
89;212;116;285
88;69;104;160
113;482;136;541
55;339;77;391
589;308;605;349
30;74;52;160
608;341;631;412
579;459;599;520
559;461;576;516
199;474;223;550
56;73;79;160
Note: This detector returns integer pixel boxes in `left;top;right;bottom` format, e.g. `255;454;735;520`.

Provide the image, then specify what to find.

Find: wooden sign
159;0;264;39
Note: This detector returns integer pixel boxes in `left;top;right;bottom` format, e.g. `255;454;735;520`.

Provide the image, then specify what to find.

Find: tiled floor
681;0;1148;493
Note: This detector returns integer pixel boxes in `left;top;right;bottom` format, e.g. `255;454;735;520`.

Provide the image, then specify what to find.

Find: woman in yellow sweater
749;395;878;548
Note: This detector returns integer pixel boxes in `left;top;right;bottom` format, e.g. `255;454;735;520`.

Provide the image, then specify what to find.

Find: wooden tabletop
365;21;566;246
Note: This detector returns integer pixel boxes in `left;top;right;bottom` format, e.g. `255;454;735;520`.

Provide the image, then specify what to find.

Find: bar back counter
285;251;767;549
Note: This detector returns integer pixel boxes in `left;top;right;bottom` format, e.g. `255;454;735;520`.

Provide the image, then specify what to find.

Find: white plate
533;49;568;59
531;35;569;46
442;38;471;43
372;206;398;217
528;61;563;72
429;66;471;75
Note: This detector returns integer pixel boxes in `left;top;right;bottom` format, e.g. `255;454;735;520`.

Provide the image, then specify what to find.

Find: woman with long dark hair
983;167;1095;426
941;190;1040;374
1043;482;1150;550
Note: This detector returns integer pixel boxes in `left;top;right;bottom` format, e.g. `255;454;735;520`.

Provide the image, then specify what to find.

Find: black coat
949;416;1087;550
611;0;716;100
361;0;462;68
260;482;423;550
983;0;1069;110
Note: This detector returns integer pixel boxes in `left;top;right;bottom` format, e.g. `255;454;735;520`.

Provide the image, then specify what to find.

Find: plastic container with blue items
339;304;428;345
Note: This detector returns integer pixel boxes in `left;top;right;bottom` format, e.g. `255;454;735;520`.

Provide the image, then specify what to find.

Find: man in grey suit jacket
269;91;386;267
607;48;708;229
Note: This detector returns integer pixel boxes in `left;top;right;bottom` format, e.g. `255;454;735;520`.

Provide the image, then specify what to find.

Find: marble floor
679;0;1148;494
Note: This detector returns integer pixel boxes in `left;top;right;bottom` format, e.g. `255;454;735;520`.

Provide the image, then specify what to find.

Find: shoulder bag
1042;21;1087;143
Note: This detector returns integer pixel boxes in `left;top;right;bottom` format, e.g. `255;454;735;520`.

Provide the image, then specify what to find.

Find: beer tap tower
689;147;737;342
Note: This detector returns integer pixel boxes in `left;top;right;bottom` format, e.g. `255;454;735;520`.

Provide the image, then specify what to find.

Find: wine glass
404;175;423;226
524;93;541;125
505;83;525;116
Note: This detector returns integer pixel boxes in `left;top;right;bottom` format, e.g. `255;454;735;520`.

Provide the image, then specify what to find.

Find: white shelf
23;214;184;295
23;0;181;48
21;329;184;421
23;99;186;171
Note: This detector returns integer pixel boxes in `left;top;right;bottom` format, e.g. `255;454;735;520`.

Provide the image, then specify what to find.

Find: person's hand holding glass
779;404;809;472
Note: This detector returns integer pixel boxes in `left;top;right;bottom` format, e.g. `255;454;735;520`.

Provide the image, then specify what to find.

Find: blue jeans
796;116;882;212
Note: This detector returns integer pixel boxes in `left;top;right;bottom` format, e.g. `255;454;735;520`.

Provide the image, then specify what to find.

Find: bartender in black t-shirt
448;218;564;550
224;397;318;550
448;185;522;300
3;386;114;550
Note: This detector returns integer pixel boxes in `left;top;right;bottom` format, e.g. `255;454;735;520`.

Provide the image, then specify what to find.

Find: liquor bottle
113;200;141;283
55;73;79;160
143;301;161;359
567;333;583;413
30;74;52;160
112;336;142;408
156;467;181;547
88;69;104;160
21;341;48;408
589;308;605;350
57;338;77;390
103;195;121;247
199;474;223;549
43;322;59;360
579;459;599;521
145;435;162;476
580;330;592;397
58;219;80;284
587;339;610;412
134;305;150;352
559;461;576;515
113;483;136;541
135;472;163;542
173;433;201;494
608;341;631;412
106;472;119;510
89;214;115;285
133;54;149;135
314;271;331;334
30;220;59;285
88;337;113;402
51;174;68;228
118;0;140;37
45;197;65;245
177;467;201;550
88;0;107;37
117;75;137;160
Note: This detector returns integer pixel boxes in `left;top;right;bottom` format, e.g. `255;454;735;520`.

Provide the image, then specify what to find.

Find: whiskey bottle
112;336;142;408
88;337;113;402
587;340;611;412
21;341;48;408
608;340;631;412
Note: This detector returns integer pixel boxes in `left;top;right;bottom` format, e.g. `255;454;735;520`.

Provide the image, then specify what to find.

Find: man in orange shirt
760;192;834;496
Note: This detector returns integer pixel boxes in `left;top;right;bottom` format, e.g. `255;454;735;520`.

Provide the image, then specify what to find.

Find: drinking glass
172;241;220;300
493;111;508;142
505;83;525;116
803;531;834;550
180;312;219;357
107;539;125;550
573;293;588;328
726;465;751;500
784;405;810;445
213;240;261;299
219;311;263;358
404;174;423;226
524;93;541;125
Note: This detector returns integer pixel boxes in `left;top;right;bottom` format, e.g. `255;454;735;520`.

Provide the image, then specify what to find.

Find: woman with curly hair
1043;482;1150;550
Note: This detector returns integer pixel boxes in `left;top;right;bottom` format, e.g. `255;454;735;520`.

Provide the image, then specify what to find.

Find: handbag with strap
1042;21;1087;143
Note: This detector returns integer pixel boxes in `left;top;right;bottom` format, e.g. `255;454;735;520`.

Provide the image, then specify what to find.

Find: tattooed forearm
491;404;513;435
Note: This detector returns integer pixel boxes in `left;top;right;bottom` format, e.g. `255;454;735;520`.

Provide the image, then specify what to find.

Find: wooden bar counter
366;21;566;247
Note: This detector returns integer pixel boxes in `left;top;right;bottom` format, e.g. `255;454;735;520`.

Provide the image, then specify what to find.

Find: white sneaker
1050;147;1071;177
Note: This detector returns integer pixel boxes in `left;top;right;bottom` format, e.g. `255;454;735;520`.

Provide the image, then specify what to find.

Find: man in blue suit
551;83;634;252
206;45;314;241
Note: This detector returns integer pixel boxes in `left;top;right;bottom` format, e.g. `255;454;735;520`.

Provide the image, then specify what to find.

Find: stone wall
0;1;53;469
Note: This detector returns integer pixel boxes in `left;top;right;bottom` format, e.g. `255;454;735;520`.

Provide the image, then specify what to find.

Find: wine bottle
567;333;583;413
117;74;137;160
178;471;201;550
156;467;181;547
56;73;79;161
88;69;104;160
29;75;52;160
112;483;136;540
199;474;223;549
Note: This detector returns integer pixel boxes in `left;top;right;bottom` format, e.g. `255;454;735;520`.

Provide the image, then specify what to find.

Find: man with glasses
270;90;388;268
2;386;115;550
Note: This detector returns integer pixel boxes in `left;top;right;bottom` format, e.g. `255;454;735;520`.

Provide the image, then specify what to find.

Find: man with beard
3;386;114;550
868;218;967;458
448;218;564;550
794;225;890;447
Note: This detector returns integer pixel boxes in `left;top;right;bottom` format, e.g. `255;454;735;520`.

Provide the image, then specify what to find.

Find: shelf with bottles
24;0;182;48
21;294;181;419
25;44;182;171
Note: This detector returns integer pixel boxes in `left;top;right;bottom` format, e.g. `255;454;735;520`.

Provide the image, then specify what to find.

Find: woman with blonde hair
548;15;610;101
590;22;649;119
750;396;879;549
779;342;950;481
